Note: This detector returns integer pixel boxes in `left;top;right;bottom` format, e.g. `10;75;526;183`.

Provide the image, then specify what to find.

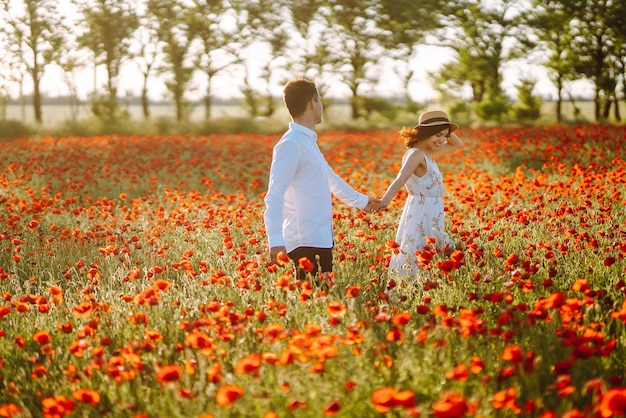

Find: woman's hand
365;198;386;213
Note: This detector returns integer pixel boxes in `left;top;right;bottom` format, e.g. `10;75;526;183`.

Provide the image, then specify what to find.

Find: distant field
3;99;625;128
4;102;254;127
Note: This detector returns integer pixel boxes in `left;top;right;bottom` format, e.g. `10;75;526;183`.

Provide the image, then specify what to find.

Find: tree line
0;0;625;126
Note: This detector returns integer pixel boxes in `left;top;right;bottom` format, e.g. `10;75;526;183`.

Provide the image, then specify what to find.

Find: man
264;78;381;280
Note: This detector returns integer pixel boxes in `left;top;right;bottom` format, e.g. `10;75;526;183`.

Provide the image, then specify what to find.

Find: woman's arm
380;149;425;206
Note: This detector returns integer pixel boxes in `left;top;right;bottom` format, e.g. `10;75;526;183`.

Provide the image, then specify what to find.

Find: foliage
525;0;579;123
89;95;131;125
238;0;290;119
1;0;68;124
435;0;520;105
447;99;472;127
0;125;625;417
74;0;139;119
475;94;511;122
146;0;198;122
361;97;399;121
514;77;543;122
0;119;34;140
326;0;389;120
189;0;240;121
3;0;626;126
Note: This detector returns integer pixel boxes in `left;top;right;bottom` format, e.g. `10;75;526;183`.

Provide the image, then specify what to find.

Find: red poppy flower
436;260;456;275
385;327;404;342
431;390;468;418
371;387;415;413
156;364;182;383
234;353;262;377
394;390;416;408
276;251;290;266
492;387;521;413
371;387;397;413
504;253;519;267
416;249;435;267
33;330;51;345
274;274;291;289
391;312;411;326
0;403;21;417
72;388;101;406
296;257;314;273
385;240;400;254
152;279;171;292
572;278;590;293
216;384;244;407
469;356;484;374
538;292;565;310
604;256;616;267
501;345;524;362
598;387;626;417
326;302;347;318
322;400;341;416
346;285;361;298
446;363;469;381
41;395;75;417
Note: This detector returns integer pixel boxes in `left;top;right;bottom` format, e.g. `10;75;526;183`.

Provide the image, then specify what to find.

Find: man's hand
270;246;288;265
364;197;385;214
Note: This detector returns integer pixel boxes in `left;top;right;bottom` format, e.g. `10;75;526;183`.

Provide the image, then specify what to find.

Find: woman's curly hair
400;125;450;148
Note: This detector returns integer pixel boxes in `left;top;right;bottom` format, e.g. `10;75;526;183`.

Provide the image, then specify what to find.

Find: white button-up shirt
264;122;369;252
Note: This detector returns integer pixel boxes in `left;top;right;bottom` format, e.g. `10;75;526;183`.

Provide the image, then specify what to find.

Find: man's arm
264;140;300;251
325;162;370;210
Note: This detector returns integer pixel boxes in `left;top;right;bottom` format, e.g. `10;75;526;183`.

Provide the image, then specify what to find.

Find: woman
379;110;463;277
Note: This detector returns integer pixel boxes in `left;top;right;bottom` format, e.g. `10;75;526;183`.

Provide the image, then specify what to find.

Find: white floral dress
389;148;454;277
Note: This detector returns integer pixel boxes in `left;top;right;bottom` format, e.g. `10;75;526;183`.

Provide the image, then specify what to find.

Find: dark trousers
288;246;332;281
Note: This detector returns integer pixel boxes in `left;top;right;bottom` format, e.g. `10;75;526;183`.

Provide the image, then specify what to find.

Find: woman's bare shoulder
405;147;426;161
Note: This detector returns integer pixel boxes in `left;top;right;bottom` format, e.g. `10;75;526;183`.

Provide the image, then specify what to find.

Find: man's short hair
283;78;318;118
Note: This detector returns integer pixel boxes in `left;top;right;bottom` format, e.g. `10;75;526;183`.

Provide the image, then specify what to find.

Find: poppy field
0;124;625;417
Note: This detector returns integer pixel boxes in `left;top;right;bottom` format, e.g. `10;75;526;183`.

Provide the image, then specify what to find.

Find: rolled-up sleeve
326;163;369;209
264;140;300;249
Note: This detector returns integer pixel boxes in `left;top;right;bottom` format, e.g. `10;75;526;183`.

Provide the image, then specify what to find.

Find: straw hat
415;110;458;132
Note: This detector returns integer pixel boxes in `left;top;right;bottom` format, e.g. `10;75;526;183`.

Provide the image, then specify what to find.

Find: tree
74;0;139;121
514;76;542;122
604;0;626;121
0;19;22;120
560;0;624;121
327;0;385;120
286;0;338;113
0;0;67;124
377;0;441;104
526;0;579;123
56;50;87;121
189;0;240;120
147;0;200;122
433;0;524;121
236;0;290;118
132;23;160;120
0;51;16;120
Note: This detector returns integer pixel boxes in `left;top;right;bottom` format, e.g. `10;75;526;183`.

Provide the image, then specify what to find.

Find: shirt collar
289;122;318;142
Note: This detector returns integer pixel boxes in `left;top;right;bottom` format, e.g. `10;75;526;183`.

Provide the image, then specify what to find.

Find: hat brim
416;122;459;132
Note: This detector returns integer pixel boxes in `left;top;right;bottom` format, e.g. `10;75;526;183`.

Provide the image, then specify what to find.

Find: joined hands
364;198;387;214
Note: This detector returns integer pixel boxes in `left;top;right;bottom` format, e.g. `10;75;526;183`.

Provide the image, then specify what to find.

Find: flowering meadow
0;124;625;418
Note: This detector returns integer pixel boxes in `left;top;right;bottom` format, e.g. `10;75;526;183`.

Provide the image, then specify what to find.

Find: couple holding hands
264;78;463;280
